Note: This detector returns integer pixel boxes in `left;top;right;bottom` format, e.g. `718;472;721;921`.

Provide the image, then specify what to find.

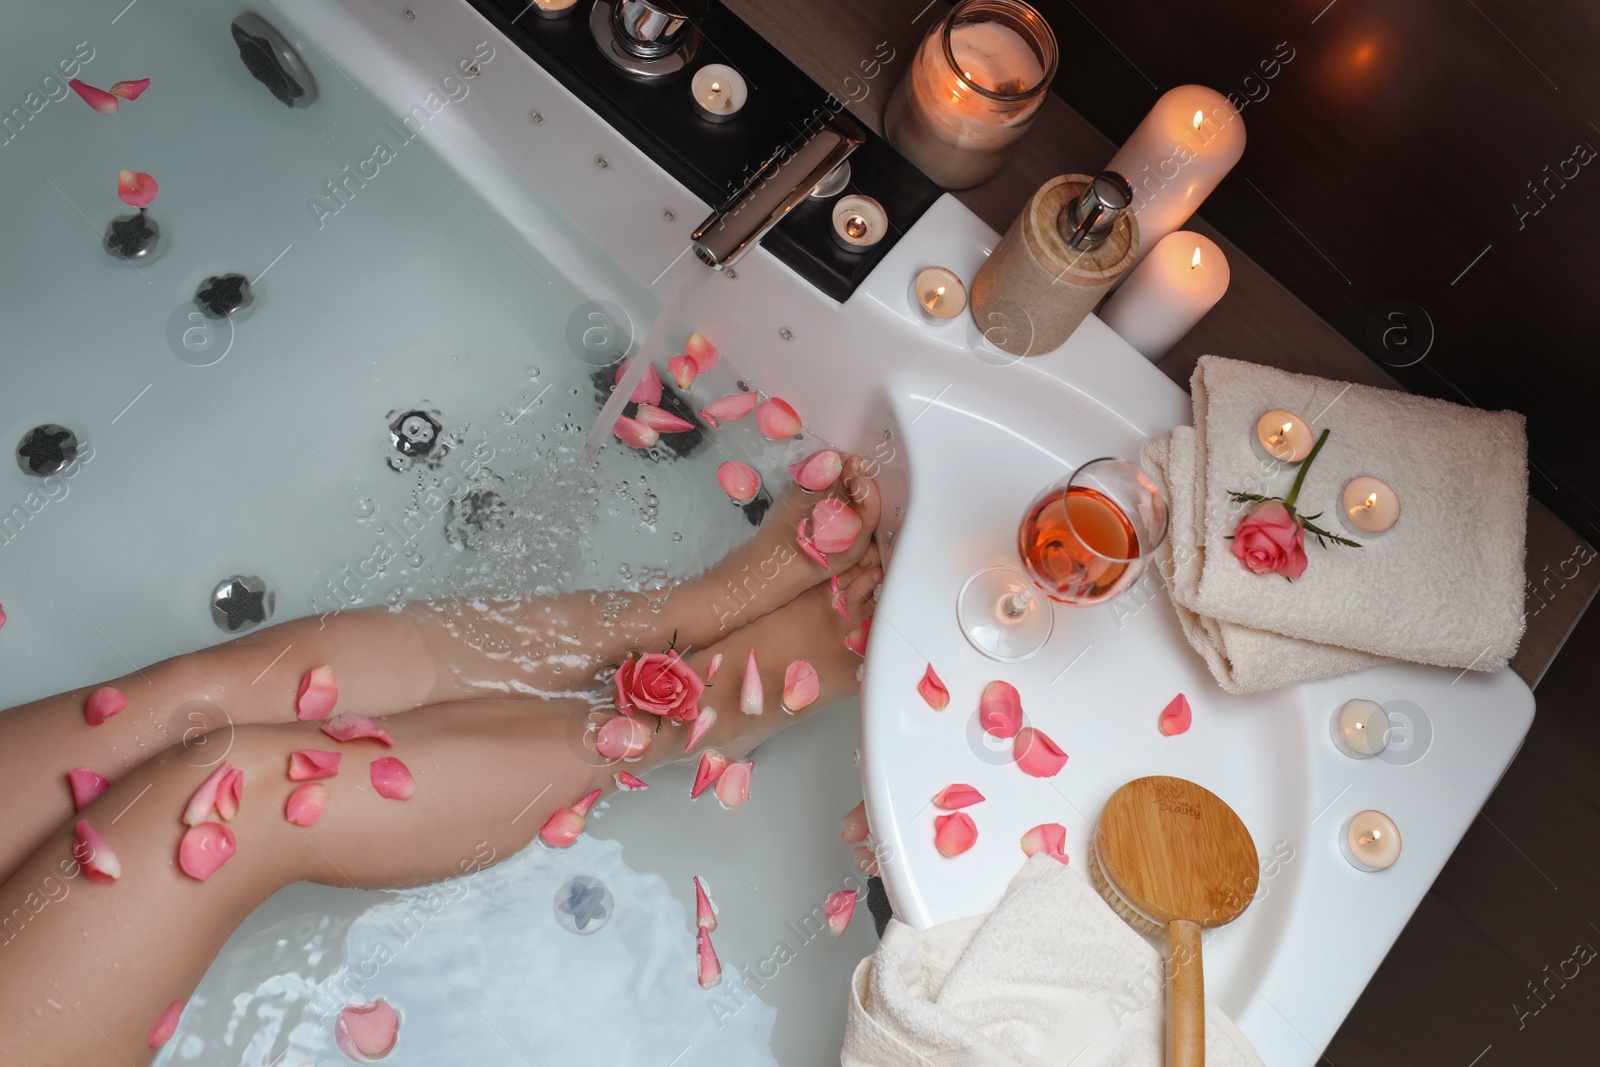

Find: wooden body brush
1090;776;1258;1067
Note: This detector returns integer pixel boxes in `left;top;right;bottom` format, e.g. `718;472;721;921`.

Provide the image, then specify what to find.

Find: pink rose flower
1230;501;1308;580
614;652;704;721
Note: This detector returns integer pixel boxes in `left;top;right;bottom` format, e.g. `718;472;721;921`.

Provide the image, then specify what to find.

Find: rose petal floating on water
852;844;879;877
795;517;829;568
841;801;869;844
934;812;978;857
685;331;719;373
614;361;663;405
216;769;243;822
539;807;585;848
1158;693;1193;737
691;750;728;798
754;398;802;439
740;648;763;716
979;680;1023;739
84;686;126;726
613;770;651;791
596;715;652;761
335;1000;400;1062
789;449;843;492
705;653;723;683
845;617;872;657
810;498;862;555
0;601;7;631
824;890;856;936
697;927;722;988
69;79;119;114
288;749;341;782
146;998;183;1050
178;822;236;881
116;168;158;208
182;763;235;826
782;660;819;713
668;354;698;390
917;665;949;710
829;575;850;620
684;705;718;752
634;403;694;434
73;819;121;882
715;760;752;809
320;711;395;747
110;78;151;100
296;665;338;721
571;788;603;817
932;783;985;810
369;757;414;800
694;874;718;931
700;391;759;428
1020;823;1069;864
285;783;330;827
612;415;659;450
1014;727;1067;778
716;461;760;504
68;767;110;811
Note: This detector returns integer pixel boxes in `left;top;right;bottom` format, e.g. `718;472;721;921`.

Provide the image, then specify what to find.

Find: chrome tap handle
612;0;709;59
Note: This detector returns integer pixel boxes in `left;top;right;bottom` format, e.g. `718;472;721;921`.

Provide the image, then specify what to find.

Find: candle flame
1190;247;1203;270
935;285;946;297
710;81;721;92
1191;109;1204;130
844;215;869;239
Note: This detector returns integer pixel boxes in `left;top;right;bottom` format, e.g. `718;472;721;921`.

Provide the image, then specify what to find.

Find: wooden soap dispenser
969;171;1139;356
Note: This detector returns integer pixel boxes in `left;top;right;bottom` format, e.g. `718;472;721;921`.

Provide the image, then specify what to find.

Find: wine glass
957;457;1169;662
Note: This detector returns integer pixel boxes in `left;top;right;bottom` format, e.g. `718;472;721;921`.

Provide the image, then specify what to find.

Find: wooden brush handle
1166;919;1205;1067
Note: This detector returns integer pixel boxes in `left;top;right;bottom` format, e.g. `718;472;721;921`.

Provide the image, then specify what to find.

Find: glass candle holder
883;0;1058;190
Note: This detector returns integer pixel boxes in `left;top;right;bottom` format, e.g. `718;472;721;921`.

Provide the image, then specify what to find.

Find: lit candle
910;266;968;322
689;64;748;123
832;195;887;252
1098;231;1229;360
1342;810;1402;871
1105;85;1246;266
1331;698;1390;758
530;0;578;18
1339;476;1400;536
1252;409;1314;463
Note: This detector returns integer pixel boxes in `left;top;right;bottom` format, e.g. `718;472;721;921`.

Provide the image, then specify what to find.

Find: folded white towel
1174;356;1526;679
841;856;1264;1067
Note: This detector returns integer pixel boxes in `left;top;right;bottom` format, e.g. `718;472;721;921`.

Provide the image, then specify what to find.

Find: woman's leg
0;552;880;1066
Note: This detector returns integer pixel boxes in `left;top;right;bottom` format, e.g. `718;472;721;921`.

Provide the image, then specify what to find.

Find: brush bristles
1089;841;1165;937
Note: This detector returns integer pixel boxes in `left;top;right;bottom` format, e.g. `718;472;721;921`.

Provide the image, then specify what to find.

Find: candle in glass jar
1098;231;1229;361
1342;810;1402;871
1253;409;1314;463
690;65;748;123
910;266;968;321
1106;85;1246;265
1330;698;1390;758
1340;476;1400;535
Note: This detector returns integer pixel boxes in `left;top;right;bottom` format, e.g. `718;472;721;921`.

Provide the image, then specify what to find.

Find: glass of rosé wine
957;457;1169;661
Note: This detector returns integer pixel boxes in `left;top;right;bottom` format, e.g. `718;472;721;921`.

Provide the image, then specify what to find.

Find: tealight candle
530;0;578;18
1341;810;1402;871
1331;698;1390;758
1098;231;1230;361
910;266;968;322
1339;476;1400;536
1252;409;1314;463
832;195;887;252
1106;85;1246;267
690;64;748;123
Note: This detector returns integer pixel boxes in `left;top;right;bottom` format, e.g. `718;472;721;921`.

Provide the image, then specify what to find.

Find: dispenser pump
1059;171;1133;251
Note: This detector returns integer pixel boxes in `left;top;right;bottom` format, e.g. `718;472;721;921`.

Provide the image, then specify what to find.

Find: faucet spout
691;112;867;270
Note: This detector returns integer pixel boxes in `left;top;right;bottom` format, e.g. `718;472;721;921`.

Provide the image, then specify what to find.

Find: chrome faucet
591;0;707;78
691;112;867;269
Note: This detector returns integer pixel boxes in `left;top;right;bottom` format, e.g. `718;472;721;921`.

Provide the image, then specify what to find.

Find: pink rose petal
68;767;111;811
917;665;949;710
539;807;585;848
852;844;880;878
84;686;126;726
694;874;718;931
697;927;722;988
614;770;651;791
934;812;978;857
335;1000;400;1062
73;819;121;882
684;706;718;752
717;461;760;504
116;168;158;208
979;680;1024;739
685;331;719;373
216;769;243;821
296;665;338;721
1020;822;1069;864
69;79;119;114
571;788;603;817
1014;726;1068;778
810;498;862;554
699;391;760;427
320;711;396;746
705;653;723;683
795;517;829;567
613;415;660;449
288;749;341;781
754;397;802;439
0;601;6;631
635;403;694;434
285;783;330;827
740;648;763;716
177;822;236;881
932;783;985;810
182;763;235;826
1158;693;1193;737
824;890;857;936
714;760;752;808
789;449;844;492
596;715;653;761
841;801;869;844
782;660;820;713
845;617;872;657
146;998;183;1050
668;354;698;390
691;750;728;798
614;361;664;405
369;757;414;800
110;78;152;101
829;575;850;620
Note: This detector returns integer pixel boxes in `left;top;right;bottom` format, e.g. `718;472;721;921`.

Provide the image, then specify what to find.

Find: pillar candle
1098;231;1229;360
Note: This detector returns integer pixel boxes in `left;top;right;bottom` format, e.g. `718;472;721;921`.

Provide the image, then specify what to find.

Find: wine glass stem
1003;588;1033;618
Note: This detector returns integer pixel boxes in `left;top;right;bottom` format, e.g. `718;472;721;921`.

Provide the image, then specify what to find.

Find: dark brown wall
1034;0;1600;535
